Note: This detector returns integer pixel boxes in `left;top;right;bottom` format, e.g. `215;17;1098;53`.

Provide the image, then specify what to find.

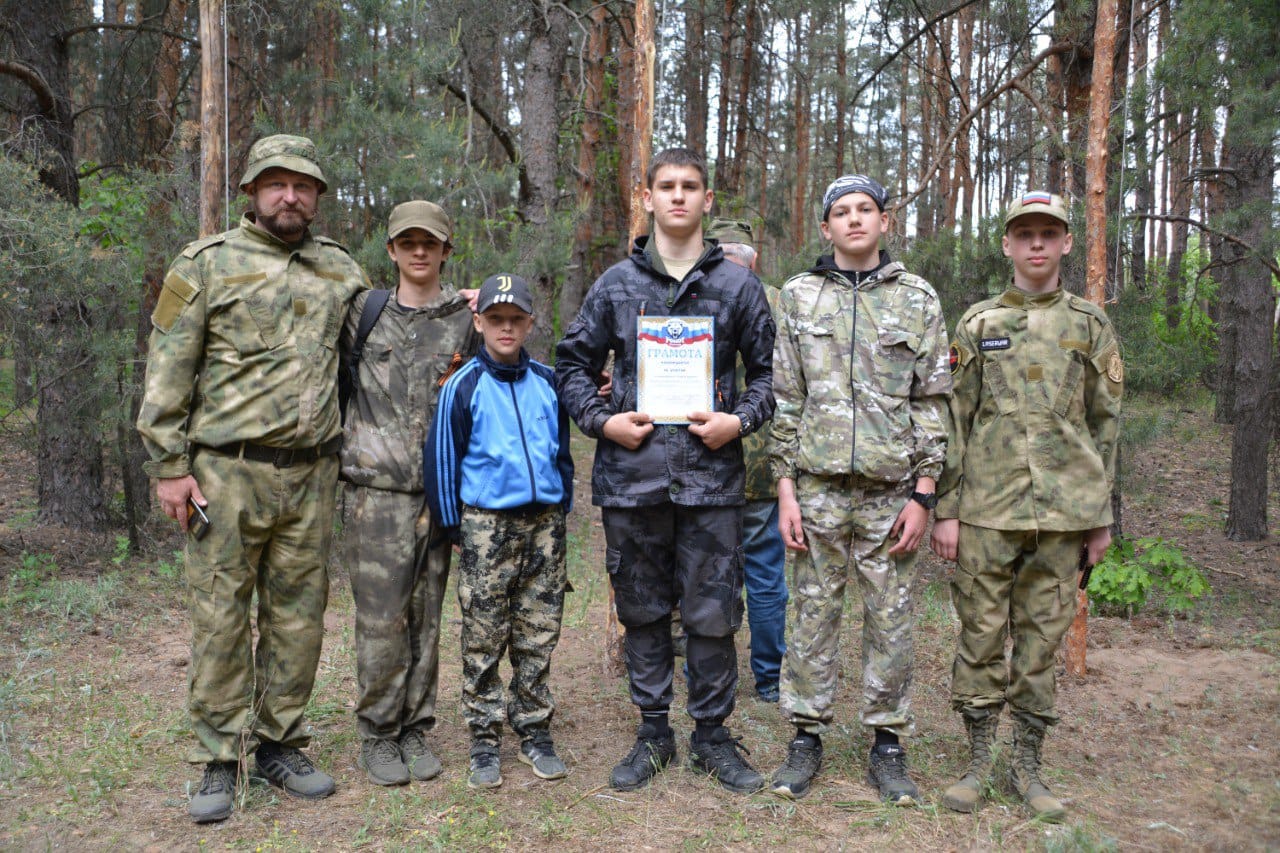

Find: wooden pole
1065;0;1118;677
199;0;226;237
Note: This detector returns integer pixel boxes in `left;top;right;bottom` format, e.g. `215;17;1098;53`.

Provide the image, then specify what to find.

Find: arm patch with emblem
152;271;199;333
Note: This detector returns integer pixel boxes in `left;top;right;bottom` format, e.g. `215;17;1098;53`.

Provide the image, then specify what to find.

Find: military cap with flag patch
1003;191;1070;230
239;134;328;192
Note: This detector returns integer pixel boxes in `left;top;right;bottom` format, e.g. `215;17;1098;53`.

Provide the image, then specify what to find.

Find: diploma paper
636;316;715;424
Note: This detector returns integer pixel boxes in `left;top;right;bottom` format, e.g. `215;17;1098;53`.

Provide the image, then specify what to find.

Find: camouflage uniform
137;210;368;763
457;505;567;744
339;286;477;741
769;252;951;736
937;285;1122;723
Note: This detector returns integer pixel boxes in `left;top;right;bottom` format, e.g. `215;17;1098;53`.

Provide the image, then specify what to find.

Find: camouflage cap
1004;191;1070;230
706;218;755;249
239;134;328;192
387;200;453;243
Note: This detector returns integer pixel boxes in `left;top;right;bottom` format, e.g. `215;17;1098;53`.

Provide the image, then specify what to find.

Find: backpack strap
340;288;392;422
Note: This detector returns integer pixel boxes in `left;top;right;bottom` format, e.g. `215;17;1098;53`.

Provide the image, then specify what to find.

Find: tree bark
199;0;226;237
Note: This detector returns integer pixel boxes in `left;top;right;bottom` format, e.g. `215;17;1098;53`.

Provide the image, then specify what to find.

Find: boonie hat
706;218;755;249
239;134;327;192
476;273;534;315
387;200;453;243
822;174;888;219
1004;191;1070;230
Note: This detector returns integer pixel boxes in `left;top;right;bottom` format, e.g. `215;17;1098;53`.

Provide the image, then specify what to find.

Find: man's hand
595;368;613;398
777;478;807;551
459;288;479;312
1083;526;1112;566
930;518;959;561
888;499;928;555
602;411;654;450
156;475;206;533
686;411;740;451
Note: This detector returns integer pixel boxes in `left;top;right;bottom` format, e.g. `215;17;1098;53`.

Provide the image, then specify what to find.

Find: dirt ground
0;396;1277;851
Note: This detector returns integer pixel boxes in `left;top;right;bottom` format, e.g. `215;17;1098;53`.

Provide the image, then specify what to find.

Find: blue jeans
742;500;788;691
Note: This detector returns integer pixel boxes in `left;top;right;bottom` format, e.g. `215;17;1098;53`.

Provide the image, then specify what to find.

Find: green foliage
1089;537;1210;616
896;215;1009;327
1109;274;1217;395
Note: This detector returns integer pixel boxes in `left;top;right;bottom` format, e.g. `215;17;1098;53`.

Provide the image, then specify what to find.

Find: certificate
636;316;715;424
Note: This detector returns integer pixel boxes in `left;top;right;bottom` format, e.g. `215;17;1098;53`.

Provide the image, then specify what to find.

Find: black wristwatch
910;491;938;510
737;415;752;437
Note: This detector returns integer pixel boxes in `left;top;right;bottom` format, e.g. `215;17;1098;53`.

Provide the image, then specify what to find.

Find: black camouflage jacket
555;236;776;508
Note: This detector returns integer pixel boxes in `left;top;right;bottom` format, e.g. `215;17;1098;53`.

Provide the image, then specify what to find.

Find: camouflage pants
780;473;917;736
602;503;744;723
950;524;1083;725
184;450;337;763
457;505;566;744
343;485;451;741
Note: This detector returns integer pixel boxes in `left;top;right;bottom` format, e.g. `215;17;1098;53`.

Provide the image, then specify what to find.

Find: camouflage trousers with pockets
343;484;451;741
184;449;337;763
950;523;1084;725
602;503;744;724
780;473;917;736
457;505;567;744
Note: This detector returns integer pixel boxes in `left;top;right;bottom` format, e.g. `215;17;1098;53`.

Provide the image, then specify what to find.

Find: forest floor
0;391;1277;851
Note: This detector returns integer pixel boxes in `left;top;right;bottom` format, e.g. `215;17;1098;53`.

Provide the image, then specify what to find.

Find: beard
253;201;316;241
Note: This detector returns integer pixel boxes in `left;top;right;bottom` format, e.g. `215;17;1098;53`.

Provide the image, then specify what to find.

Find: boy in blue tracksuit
425;273;574;790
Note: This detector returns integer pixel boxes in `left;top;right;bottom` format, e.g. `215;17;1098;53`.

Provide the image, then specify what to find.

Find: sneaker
609;723;677;791
255;742;336;800
359;737;410;786
189;761;237;823
399;728;443;781
867;743;919;806
519;733;568;780
755;683;780;703
771;735;823;799
689;727;764;794
468;743;502;789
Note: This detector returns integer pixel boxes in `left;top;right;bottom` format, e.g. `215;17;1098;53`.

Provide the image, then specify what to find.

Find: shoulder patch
1066;293;1109;320
152;270;200;333
949;342;972;374
179;233;227;260
313;235;352;255
1106;350;1124;384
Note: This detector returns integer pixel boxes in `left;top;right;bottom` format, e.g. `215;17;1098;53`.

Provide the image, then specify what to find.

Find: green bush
1088;536;1210;616
1109;275;1217;396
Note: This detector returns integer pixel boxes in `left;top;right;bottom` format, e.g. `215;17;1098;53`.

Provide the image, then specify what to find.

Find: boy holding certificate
554;147;775;794
768;175;951;804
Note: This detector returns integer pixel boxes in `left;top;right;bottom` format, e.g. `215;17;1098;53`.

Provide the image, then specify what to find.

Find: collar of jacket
999;285;1066;309
477;343;529;382
632;234;723;281
240;212;318;259
809;249;902;289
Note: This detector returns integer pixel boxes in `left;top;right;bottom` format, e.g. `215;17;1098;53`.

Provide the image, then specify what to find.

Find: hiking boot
359;737;410;787
609;723;677;791
867;743;919;806
942;708;1000;813
255;742;335;800
754;683;780;703
771;734;823;799
399;728;442;781
689;727;764;794
519;733;568;780
1010;715;1066;822
467;743;502;789
189;761;237;823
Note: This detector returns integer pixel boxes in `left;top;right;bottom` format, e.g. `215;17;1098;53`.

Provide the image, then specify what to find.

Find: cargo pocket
241;290;287;351
981;359;1019;416
1051;358;1084;418
876;327;919;398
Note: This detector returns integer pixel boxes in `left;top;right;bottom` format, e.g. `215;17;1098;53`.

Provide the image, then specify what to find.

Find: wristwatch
910;491;938;510
737;415;752;437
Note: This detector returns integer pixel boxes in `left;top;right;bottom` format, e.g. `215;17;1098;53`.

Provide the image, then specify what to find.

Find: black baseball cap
476;273;534;315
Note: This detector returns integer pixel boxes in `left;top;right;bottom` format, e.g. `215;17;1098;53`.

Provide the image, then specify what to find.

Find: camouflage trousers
950;524;1083;725
602;503;744;723
780;473;917;737
457;504;566;744
343;485;451;741
184;450;337;763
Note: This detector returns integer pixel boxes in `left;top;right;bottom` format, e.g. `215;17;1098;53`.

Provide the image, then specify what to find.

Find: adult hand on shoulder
930;518;959;561
602;411;654;450
1083;525;1112;566
777;478;807;551
888;499;928;555
459;288;479;312
156;475;206;533
686;411;740;451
